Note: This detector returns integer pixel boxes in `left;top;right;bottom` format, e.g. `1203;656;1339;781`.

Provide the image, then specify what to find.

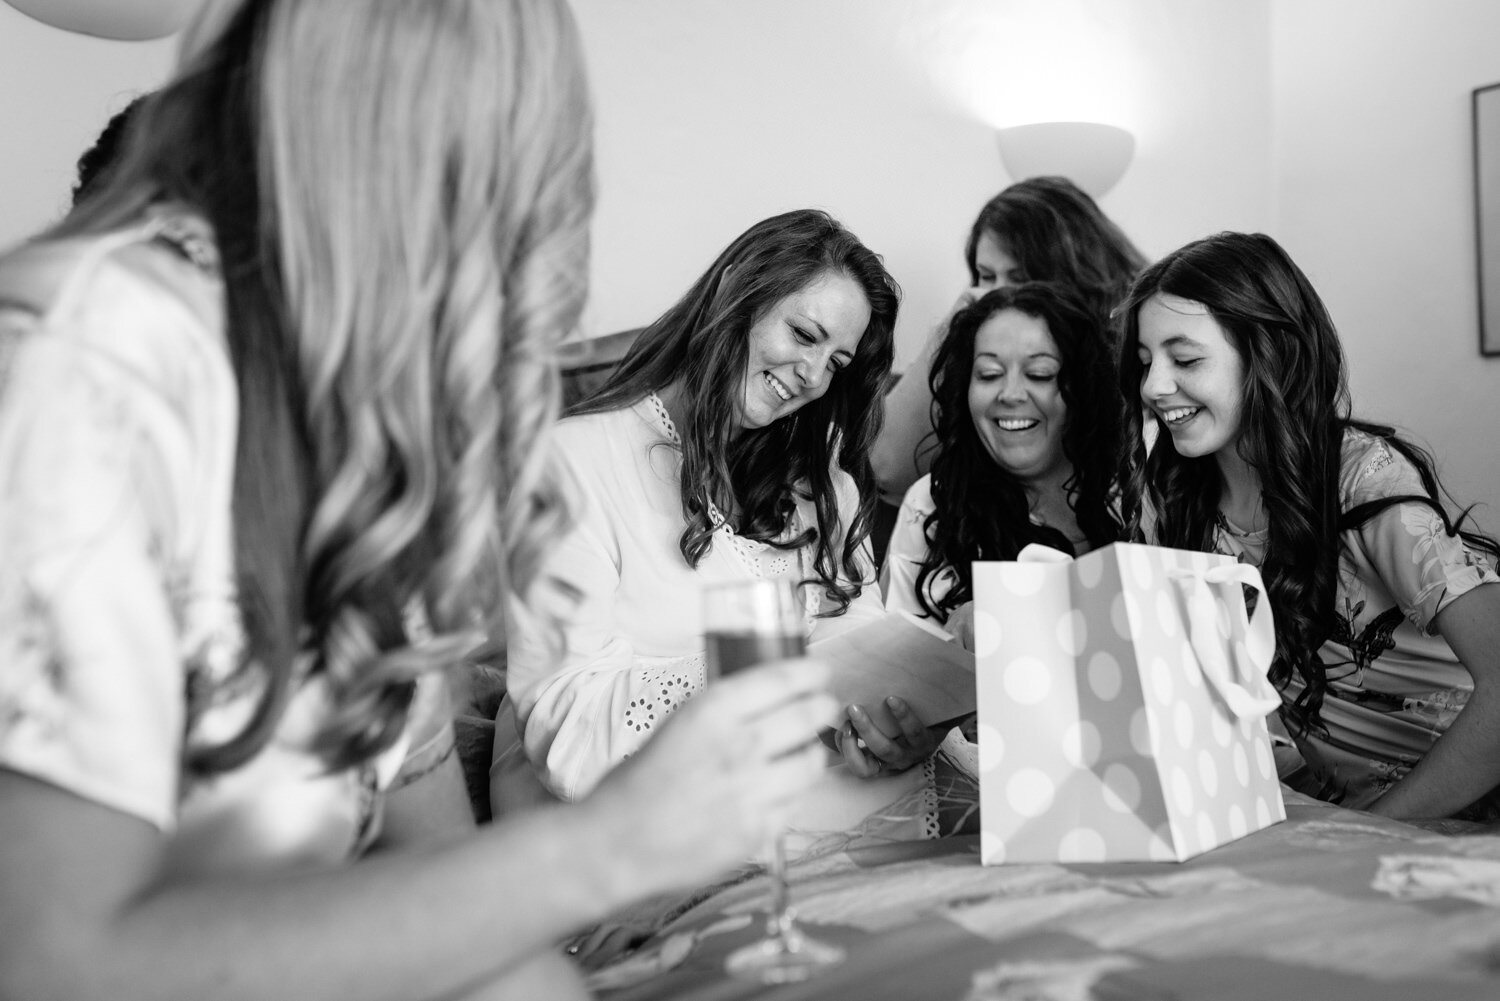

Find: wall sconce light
995;121;1135;197
2;0;199;39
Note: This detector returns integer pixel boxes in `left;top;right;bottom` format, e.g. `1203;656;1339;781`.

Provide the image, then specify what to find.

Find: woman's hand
946;601;977;652
834;696;941;778
580;658;836;898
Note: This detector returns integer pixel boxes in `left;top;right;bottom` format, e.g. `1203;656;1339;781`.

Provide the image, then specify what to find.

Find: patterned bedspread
592;791;1500;1000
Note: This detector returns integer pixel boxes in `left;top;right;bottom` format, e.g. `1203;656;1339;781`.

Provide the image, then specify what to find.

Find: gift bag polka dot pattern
1110;593;1131;640
1228;803;1247;838
1058;610;1087;656
1155;591;1180;637
1125;543;1285;859
972;545;1285;865
1197;749;1219;797
1126;547;1156;589
972;609;1002;658
1102;762;1142;813
1005;565;1049;596
1087;651;1121;700
1129;707;1153;756
1005;656;1051;704
1173;702;1195;749
1061;720;1100;767
1076;551;1104;588
1180;638;1205;689
1149;656;1175;704
1211;709;1232;748
1255;735;1275;781
1171;767;1195;815
1008;768;1055;817
1059;827;1106;862
978;723;1005;771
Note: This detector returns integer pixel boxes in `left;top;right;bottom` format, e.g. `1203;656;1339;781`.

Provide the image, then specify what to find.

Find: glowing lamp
995;121;1135;198
2;0;201;40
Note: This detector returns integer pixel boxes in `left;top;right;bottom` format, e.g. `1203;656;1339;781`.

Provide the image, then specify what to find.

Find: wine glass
702;577;845;984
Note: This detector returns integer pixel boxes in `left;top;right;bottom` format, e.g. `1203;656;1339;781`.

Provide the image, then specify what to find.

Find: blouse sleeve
1343;437;1500;634
0;268;209;830
880;475;938;619
503;455;687;802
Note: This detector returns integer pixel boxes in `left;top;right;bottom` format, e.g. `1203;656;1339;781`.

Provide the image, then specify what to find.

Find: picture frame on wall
1472;82;1500;356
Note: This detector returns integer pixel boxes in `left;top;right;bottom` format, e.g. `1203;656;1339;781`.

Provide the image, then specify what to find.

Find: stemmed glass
702;578;846;984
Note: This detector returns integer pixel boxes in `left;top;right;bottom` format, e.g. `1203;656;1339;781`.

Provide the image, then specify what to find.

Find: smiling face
967;308;1068;484
737;270;870;431
972;230;1021;292
1135;293;1247;459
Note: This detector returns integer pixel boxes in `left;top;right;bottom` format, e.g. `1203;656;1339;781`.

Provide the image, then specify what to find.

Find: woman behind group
1121;231;1500;821
498;209;954;833
870;176;1147;507
0;2;835;999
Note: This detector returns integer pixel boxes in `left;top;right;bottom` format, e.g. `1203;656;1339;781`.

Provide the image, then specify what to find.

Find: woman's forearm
1368;684;1500;820
0;778;632;1001
1372;587;1500;820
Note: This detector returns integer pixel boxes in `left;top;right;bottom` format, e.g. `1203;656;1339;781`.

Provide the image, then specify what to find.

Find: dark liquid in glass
705;631;804;678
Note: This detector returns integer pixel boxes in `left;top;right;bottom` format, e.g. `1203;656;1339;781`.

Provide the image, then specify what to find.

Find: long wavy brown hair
965;176;1147;340
574;210;898;617
57;0;592;773
1118;232;1499;735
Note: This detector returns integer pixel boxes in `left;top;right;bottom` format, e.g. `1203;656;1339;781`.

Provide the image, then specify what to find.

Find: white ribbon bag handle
1169;562;1281;719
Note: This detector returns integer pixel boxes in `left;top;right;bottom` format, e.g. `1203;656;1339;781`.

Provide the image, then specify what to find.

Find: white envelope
809;611;976;729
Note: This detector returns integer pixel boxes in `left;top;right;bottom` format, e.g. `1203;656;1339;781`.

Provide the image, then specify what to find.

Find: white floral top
1212;428;1500;817
0;212;450;872
504;394;884;800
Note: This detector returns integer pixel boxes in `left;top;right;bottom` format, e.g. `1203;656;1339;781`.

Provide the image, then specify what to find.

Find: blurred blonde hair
60;0;592;769
262;0;590;760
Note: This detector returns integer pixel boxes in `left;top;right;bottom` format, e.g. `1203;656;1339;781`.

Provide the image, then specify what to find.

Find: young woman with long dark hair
1120;231;1500;821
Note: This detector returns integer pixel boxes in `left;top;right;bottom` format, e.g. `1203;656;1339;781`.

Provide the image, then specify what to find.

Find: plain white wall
1272;0;1500;519
0;0;1270;369
0;4;174;246
9;1;1492;510
570;0;1273;365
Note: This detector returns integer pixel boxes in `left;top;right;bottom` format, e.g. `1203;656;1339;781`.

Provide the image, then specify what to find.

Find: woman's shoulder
1337;425;1428;508
550;397;678;498
0;210;226;369
554;398;658;450
897;473;936;517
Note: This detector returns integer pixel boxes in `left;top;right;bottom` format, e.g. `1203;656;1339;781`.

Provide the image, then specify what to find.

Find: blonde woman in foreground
0;2;833;999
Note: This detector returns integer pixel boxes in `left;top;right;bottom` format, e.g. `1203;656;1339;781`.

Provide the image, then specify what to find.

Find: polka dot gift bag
971;543;1286;864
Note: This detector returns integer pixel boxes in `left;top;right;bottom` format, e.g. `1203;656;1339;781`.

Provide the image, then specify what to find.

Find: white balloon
3;0;202;40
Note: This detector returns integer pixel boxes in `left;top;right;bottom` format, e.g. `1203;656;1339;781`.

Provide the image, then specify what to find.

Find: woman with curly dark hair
884;282;1124;626
1120;231;1500;822
879;282;1123;779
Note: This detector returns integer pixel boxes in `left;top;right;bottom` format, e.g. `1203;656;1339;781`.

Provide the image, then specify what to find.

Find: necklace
1216;510;1269;541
